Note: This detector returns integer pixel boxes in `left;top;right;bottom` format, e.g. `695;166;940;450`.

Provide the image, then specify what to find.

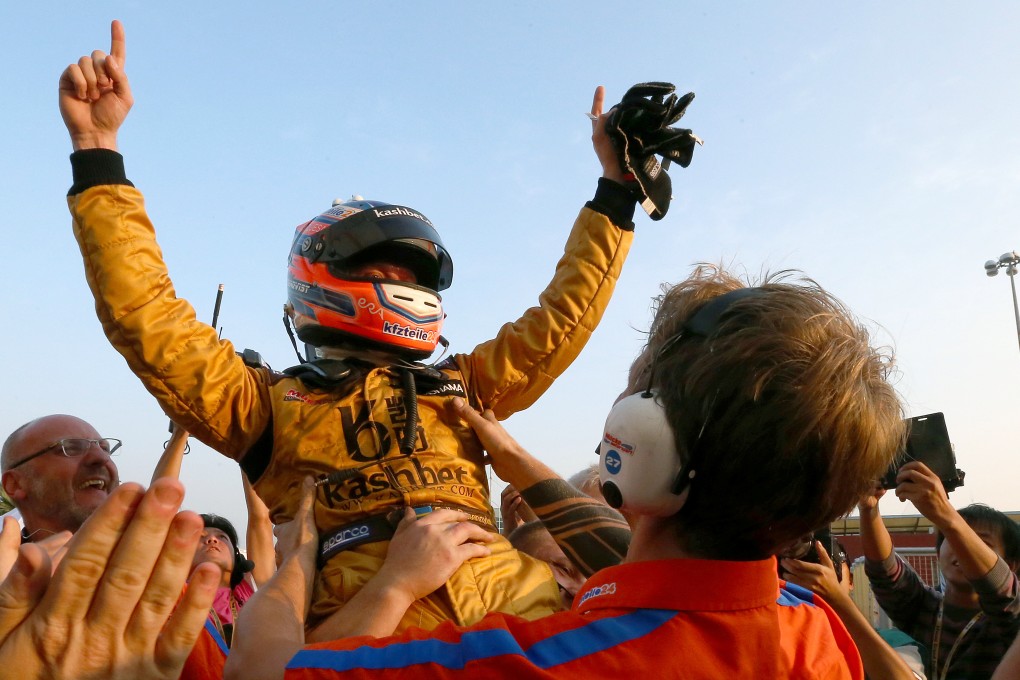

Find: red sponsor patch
602;432;635;454
283;389;311;403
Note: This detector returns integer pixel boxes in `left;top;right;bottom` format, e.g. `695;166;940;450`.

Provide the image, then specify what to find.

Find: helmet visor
314;205;453;291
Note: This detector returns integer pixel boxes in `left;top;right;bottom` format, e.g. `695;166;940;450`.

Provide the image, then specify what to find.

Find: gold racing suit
68;151;634;631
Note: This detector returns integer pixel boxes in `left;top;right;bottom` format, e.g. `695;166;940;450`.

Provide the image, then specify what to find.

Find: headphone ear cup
599;392;688;517
230;554;256;588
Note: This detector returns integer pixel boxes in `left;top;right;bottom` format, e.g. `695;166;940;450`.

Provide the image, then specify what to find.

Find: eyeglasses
8;438;122;470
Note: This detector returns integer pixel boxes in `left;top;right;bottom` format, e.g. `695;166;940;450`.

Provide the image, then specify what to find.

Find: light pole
984;250;1020;354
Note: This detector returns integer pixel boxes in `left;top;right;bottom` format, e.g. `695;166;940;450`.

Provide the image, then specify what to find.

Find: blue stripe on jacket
205;618;230;656
777;582;817;608
287;609;675;672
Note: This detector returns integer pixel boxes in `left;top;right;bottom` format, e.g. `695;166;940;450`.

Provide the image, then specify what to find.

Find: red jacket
284;558;863;679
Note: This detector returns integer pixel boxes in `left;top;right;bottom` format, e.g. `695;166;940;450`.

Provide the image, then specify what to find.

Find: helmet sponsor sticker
382;321;435;343
303;219;332;235
604;450;622;475
602;432;635;455
372;206;433;227
579;582;617;605
323;206;360;219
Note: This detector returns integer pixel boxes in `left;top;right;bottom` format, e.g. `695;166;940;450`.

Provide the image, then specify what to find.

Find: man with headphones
238;267;905;679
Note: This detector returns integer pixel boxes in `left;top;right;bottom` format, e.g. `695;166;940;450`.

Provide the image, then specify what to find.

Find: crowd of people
0;18;1018;680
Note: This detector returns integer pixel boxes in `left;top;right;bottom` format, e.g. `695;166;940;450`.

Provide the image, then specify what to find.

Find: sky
2;2;1019;545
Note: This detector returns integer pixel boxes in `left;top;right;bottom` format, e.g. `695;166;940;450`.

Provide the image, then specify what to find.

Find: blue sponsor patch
604;450;622;474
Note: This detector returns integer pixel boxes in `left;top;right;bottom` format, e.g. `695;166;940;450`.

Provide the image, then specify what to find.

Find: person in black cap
192;513;256;649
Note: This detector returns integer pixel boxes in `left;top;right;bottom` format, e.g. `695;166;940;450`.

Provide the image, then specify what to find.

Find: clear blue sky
3;2;1019;542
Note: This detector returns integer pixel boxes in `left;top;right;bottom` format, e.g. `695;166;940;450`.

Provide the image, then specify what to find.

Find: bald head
567;464;603;499
2;415;96;472
1;414;120;536
1;421;34;473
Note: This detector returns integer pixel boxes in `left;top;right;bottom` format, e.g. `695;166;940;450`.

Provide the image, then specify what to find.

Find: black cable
400;368;419;456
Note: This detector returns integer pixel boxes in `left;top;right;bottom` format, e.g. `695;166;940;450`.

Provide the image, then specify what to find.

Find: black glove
605;82;702;221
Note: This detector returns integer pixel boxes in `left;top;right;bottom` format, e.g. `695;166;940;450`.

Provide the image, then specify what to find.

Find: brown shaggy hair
646;265;904;560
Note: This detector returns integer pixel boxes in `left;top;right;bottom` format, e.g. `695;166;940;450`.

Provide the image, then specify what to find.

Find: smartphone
880;412;965;492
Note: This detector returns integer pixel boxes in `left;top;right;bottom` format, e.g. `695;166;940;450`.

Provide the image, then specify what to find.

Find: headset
201;513;256;588
598;287;767;516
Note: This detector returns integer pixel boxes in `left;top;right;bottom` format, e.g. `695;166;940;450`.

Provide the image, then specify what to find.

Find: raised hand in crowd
783;542;916;680
0;517;25;582
58;19;132;151
0;478;218;680
151;424;189;484
857;483;894;563
229;477;319;680
270;478;319;571
895;461;1003;580
241;471;275;586
452;397;630;576
857;483;886;513
590;85;627;184
860;462;1020;678
0;518;72;582
892;461;955;523
499;484;538;538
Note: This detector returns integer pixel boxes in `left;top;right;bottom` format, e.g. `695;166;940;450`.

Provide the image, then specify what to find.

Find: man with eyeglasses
1;414;120;541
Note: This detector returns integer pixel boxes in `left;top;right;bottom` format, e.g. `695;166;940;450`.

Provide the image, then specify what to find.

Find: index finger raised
591;86;605;123
110;19;126;67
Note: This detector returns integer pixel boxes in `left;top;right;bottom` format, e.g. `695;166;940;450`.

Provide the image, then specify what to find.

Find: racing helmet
287;199;453;359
